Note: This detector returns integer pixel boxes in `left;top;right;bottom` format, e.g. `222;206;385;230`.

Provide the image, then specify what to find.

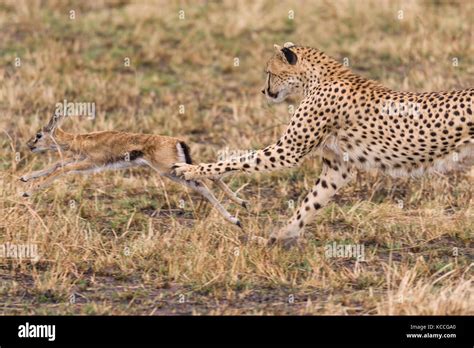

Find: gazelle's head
26;114;64;153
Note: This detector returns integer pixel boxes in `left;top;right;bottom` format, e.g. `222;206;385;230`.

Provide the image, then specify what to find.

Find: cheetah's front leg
171;141;305;181
268;152;352;247
172;103;329;181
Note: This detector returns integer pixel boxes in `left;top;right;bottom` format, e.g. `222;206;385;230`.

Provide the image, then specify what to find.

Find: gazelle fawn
21;113;247;227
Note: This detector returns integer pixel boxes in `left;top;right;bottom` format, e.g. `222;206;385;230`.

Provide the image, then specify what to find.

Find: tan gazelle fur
21;113;247;227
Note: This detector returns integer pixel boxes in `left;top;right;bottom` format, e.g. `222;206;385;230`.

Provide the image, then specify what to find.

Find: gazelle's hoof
21;192;31;197
227;215;243;229
20;176;28;182
235;220;243;229
241;200;250;210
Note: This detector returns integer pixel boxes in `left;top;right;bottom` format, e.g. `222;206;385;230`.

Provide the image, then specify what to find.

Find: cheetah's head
262;42;305;103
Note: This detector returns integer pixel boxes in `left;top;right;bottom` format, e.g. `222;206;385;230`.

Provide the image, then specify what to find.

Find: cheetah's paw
267;228;303;250
171;163;202;180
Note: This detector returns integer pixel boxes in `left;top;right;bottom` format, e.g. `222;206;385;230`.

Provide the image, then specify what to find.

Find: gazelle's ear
44;113;63;132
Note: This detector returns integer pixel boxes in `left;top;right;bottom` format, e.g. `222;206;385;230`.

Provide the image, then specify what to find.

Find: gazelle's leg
210;178;248;209
166;175;241;228
22;161;97;197
20;158;77;182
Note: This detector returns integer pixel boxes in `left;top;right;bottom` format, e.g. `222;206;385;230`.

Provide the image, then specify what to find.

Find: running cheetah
173;42;474;246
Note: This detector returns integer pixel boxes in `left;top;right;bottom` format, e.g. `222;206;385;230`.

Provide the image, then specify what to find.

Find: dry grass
0;0;473;315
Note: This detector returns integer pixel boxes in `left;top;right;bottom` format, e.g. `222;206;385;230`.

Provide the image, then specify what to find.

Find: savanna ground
0;0;472;315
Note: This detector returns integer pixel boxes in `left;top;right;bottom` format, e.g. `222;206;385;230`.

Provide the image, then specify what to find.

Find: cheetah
173;42;474;246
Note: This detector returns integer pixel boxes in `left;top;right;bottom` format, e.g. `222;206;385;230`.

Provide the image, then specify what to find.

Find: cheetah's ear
281;47;298;65
274;44;298;65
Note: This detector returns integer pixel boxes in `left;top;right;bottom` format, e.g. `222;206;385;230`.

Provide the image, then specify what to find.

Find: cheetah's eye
36;133;42;139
